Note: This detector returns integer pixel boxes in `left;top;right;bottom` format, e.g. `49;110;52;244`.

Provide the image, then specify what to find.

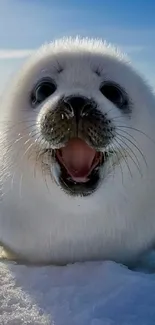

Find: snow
1;256;155;325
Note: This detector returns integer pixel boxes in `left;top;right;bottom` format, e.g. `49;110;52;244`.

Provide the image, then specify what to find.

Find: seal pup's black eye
100;82;128;109
31;78;57;107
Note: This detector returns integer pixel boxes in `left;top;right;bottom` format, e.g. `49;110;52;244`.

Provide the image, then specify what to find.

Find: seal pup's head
1;37;155;265
4;36;154;199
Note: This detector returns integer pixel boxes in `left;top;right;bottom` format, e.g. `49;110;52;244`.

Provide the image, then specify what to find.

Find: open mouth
55;138;106;196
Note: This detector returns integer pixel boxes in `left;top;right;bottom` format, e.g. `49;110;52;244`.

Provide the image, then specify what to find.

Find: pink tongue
58;138;97;182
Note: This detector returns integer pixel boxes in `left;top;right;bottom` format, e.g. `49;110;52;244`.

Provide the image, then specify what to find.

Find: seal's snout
63;95;94;120
40;94;115;150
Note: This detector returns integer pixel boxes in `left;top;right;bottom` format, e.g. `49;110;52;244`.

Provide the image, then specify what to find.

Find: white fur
0;37;155;265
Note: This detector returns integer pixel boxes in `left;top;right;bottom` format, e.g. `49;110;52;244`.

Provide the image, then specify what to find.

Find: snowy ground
1;255;155;325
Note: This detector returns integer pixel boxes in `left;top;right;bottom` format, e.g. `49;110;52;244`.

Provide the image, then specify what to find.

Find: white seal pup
0;37;155;265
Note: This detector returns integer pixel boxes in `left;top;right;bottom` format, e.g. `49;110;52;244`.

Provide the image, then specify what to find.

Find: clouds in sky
0;0;155;89
0;49;35;59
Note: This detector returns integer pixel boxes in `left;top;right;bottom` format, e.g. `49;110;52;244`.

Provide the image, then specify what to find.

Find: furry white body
0;38;155;264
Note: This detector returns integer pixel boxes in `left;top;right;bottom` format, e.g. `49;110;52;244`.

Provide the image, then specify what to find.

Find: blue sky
0;0;155;92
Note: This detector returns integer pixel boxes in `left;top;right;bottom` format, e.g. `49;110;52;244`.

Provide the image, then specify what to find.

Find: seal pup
0;37;155;265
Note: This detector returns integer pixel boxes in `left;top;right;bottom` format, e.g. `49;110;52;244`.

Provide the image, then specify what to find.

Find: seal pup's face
9;38;152;197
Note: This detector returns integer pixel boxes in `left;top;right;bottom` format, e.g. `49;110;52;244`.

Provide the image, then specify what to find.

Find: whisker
21;142;37;161
0;120;38;131
115;133;142;168
112;136;133;178
116;125;155;145
116;128;142;149
115;134;143;177
108;143;124;184
116;131;147;167
41;149;51;194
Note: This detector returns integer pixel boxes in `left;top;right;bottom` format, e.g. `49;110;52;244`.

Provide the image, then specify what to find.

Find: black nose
63;96;91;120
65;96;87;111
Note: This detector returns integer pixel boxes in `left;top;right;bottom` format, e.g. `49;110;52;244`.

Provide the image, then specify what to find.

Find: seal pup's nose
63;96;92;120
